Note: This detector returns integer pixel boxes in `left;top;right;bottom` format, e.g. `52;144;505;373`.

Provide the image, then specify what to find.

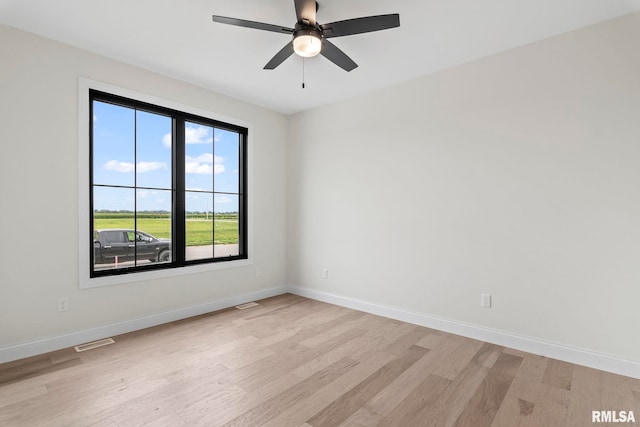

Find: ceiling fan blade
321;14;400;38
264;42;295;70
320;39;357;72
212;15;294;34
294;0;317;25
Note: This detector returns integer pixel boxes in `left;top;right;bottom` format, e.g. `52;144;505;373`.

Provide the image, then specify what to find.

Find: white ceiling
1;0;639;114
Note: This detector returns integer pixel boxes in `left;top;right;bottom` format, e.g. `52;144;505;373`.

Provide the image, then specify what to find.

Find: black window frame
89;89;248;278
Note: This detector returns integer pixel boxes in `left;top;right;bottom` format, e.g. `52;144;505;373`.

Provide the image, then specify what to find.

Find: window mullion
239;132;247;256
89;97;96;271
212;128;216;259
174;116;186;265
133;110;138;267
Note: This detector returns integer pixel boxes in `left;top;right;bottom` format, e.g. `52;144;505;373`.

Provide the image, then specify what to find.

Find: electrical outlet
322;268;329;279
481;294;492;308
58;297;69;312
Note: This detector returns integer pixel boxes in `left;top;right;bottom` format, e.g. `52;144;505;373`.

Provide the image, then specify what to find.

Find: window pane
214;194;239;258
136;110;172;189
92;101;135;187
93;185;135;212
93;186;134;272
185;191;213;261
185;122;214;192
214;129;240;194
136;189;172;265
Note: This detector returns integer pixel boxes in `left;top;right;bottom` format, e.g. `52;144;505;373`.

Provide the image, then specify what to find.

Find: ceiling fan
212;0;400;72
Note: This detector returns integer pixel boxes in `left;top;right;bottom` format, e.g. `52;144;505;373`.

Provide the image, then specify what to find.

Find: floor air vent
235;302;259;310
74;338;115;352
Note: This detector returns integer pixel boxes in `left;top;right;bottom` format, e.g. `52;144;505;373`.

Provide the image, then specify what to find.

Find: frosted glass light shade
293;33;322;57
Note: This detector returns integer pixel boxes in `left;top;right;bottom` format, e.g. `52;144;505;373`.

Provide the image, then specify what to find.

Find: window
89;89;247;278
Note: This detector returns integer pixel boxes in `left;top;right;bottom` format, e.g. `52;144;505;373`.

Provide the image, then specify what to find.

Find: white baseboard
5;284;639;380
0;286;288;364
288;286;640;380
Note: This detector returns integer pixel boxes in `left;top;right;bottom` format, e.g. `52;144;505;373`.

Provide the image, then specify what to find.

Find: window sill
80;258;253;289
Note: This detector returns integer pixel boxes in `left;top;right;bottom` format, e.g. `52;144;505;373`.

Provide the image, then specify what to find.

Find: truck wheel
158;250;171;263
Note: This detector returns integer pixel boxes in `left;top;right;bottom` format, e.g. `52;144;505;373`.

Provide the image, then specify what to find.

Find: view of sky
92;101;240;213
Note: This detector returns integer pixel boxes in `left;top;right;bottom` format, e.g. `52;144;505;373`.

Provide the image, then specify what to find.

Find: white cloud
186;126;211;144
190;153;223;164
137;190;159;198
104;160;134;173
104;160;167;173
185;162;225;175
214;195;232;204
185;162;213;174
162;133;171;148
137;161;167;173
162;126;219;148
185;154;225;175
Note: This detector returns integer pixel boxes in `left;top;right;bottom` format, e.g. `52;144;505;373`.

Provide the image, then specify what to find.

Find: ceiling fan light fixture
211;5;400;71
293;30;322;57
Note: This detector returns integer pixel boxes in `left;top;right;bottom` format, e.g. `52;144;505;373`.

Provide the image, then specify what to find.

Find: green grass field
94;213;239;246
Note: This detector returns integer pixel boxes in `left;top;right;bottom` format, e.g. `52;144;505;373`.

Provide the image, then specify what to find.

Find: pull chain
302;57;305;89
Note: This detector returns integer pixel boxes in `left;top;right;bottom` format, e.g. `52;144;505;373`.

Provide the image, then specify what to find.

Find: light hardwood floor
1;294;639;426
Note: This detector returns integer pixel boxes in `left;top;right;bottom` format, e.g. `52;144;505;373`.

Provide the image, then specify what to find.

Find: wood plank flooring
1;294;639;426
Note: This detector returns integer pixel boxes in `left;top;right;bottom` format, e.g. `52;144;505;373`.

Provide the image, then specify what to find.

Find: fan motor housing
293;24;323;40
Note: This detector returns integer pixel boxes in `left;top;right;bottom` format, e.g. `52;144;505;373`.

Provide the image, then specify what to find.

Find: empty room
1;0;640;426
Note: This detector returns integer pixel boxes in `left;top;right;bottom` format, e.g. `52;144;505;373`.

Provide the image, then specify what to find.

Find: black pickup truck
93;229;171;264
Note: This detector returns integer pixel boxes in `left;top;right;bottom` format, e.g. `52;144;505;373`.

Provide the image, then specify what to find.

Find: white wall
0;24;288;352
288;13;640;364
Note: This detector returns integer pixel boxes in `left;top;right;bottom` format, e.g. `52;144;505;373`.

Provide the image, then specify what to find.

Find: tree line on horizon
94;210;239;218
